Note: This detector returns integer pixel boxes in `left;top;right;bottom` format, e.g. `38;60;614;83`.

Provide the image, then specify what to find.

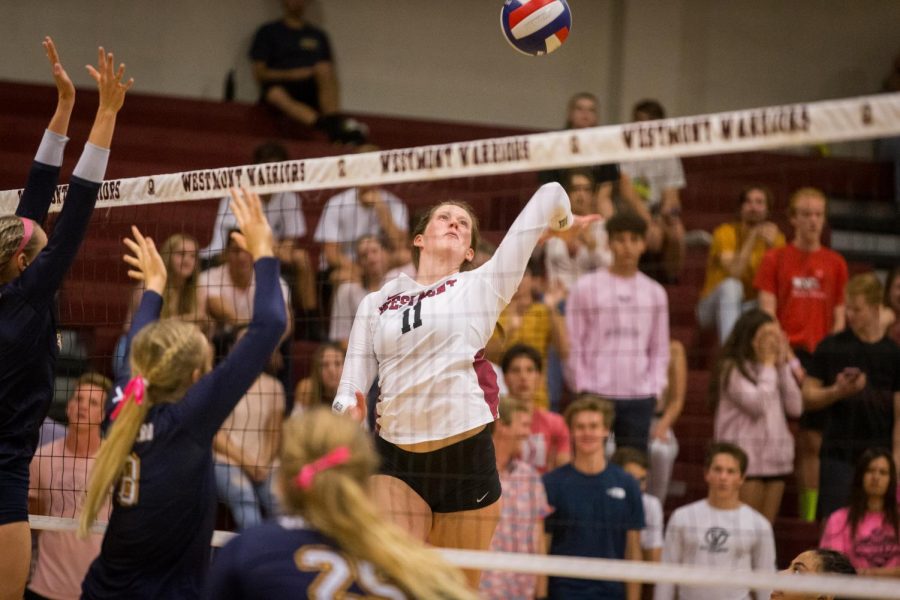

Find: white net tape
2;92;899;212
28;516;900;599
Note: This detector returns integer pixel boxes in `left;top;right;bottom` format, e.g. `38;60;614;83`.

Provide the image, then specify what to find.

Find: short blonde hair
497;395;529;427
564;393;615;431
846;272;883;306
788;186;827;216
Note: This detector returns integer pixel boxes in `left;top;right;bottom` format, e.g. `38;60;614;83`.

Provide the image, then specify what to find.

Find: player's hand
229;187;274;261
86;46;133;114
544;214;602;247
43;37;74;105
123;225;166;295
346;390;367;423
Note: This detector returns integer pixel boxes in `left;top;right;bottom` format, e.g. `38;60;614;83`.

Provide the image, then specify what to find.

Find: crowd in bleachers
15;4;900;599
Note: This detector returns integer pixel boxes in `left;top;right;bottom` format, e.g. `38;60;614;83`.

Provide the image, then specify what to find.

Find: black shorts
793;348;827;432
0;463;29;526
376;426;501;513
745;473;789;483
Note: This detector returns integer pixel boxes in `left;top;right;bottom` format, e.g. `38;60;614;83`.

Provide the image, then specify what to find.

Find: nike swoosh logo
476;492;489;503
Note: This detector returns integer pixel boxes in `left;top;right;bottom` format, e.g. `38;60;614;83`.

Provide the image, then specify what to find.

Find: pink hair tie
295;446;352;490
109;376;148;421
14;217;34;257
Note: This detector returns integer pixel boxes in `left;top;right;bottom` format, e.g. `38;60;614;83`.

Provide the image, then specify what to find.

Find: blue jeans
214;462;278;530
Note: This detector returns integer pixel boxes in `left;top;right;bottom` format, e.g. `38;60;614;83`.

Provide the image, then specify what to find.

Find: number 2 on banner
401;302;423;334
117;453;141;506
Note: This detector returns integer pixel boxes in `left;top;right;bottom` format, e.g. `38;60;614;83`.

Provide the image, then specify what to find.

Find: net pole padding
28;516;899;599
2;92;899;215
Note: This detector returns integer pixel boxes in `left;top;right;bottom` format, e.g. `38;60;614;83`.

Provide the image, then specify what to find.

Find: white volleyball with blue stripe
501;0;572;56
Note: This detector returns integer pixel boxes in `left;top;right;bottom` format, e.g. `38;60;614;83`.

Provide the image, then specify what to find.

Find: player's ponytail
280;409;475;600
79;319;209;538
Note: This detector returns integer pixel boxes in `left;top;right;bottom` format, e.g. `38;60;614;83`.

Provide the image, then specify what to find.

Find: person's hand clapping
229;187;275;261
123;225;166;295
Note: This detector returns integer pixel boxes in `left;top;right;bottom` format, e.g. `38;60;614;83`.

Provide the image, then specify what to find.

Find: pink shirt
714;363;802;477
522;408;570;474
480;459;551;600
28;437;110;600
566;269;670;398
821;508;900;570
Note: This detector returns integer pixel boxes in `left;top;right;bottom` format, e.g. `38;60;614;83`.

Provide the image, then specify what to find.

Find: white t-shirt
543;219;611;290
313;188;409;270
200;192;307;260
334;183;572;444
654;500;776;600
641;492;664;551
620;157;686;210
214;373;285;468
198;264;291;325
29;436;109;600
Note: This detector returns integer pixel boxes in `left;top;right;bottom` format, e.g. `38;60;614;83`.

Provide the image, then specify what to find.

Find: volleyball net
6;92;900;598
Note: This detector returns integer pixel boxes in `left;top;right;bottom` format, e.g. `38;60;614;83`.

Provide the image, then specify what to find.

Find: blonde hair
279;409;475;600
79;319;208;537
788;186;827;216
159;234;199;319
497;394;528;426
0;216;44;281
564;393;615;431
846;272;883;306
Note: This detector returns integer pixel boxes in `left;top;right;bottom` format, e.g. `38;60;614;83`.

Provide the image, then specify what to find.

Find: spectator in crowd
249;0;366;145
770;548;857;600
567;211;670;452
502;344;569;474
802;273;900;521
213;333;285;530
28;372;112;600
698;185;785;343
541;93;621;219
293;342;344;414
313;175;408;292
480;395;551;600
710;309;803;523
820;448;900;577
620;99;687;282
200;142;317;331
200;230;293;341
755;186;848;522
328;235;389;346
882;265;900;344
543;395;644;600
654;442;776;600
116;233;208;379
486;259;568;409
543;168;611;290
648;339;686;503
611;447;664;564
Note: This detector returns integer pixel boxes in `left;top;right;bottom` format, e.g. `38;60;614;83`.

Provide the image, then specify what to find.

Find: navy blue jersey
205;517;408;600
0;161;98;481
543;463;644;600
82;258;286;600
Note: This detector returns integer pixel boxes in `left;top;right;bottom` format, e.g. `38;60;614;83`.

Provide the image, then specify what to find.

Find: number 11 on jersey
400;302;423;334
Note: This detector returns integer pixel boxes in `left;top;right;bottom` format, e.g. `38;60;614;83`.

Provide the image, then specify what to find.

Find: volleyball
500;0;572;56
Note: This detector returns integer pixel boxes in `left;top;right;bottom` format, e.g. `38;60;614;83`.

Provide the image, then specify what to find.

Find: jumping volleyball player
205;408;475;599
334;182;594;586
0;38;132;599
79;189;286;598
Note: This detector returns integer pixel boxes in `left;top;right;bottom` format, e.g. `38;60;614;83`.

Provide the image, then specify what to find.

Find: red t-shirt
522;408;570;474
754;244;848;353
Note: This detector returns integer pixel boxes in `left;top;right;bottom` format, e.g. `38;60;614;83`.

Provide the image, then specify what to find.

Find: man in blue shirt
542;394;644;600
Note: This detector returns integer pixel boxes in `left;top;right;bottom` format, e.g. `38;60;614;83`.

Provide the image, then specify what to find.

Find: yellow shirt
701;222;785;300
490;303;553;408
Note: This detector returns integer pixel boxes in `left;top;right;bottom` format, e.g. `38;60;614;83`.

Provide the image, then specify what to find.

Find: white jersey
334;183;572;444
654;499;776;600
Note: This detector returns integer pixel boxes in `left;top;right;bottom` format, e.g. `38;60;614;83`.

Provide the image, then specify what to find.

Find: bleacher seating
3;80;895;562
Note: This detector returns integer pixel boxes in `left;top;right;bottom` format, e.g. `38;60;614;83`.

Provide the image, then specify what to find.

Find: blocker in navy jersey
0;133;106;525
205;517;408;600
501;0;572;56
81;258;285;599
